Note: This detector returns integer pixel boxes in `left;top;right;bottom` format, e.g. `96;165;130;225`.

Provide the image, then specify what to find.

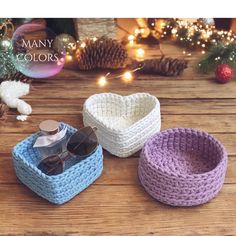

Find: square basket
12;123;103;204
83;93;161;158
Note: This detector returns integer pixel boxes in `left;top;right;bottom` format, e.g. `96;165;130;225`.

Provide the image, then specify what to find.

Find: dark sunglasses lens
37;155;64;176
67;127;98;157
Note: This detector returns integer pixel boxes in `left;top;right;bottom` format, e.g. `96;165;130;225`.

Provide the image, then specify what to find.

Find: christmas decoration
132;56;188;76
0;37;11;51
134;18;160;44
130;18;236;54
198;42;236;73
0;44;17;78
54;33;76;54
215;64;233;83
0;81;32;116
0;19;17;78
160;19;235;52
0;103;8;120
76;37;128;70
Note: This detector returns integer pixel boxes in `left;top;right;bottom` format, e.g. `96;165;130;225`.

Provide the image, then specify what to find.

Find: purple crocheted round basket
138;128;228;206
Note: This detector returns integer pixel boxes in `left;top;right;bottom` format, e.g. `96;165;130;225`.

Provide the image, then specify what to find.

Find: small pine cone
1;72;32;84
134;56;188;76
0;103;8;120
76;37;128;70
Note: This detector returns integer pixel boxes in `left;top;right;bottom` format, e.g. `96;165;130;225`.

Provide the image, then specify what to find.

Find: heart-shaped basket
83;93;161;158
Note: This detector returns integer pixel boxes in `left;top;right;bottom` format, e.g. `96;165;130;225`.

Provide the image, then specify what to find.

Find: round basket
138;128;228;206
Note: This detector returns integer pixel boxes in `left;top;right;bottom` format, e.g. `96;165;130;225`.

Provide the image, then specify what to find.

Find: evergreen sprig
198;42;236;73
0;47;17;79
0;18;17;78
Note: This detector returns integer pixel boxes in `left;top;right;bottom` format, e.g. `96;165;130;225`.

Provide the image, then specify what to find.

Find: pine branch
198;42;236;73
0;48;17;79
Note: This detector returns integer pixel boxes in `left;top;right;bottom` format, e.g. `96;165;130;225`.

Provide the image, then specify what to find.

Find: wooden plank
0;184;235;235
27;79;236;99
1;114;236;134
38;68;213;81
160;99;236;115
8;98;236;115
0;153;235;184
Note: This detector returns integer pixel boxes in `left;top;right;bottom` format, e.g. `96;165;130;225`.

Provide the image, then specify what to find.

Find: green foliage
0;19;17;78
198;42;236;73
0;47;16;78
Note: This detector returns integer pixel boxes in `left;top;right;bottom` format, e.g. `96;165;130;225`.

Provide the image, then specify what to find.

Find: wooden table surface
1;42;236;236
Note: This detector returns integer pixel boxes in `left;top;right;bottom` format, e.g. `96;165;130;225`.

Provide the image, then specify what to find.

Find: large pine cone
76;37;128;70
133;56;188;76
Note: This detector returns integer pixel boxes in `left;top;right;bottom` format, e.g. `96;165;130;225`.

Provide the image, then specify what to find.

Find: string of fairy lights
127;18;236;56
97;66;143;87
96;49;145;87
65;18;236;86
66;37;146;87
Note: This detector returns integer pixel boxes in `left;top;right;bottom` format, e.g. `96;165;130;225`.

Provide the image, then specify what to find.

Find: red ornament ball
215;64;233;83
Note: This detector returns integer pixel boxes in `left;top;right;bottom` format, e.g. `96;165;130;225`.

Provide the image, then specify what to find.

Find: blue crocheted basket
12;123;103;204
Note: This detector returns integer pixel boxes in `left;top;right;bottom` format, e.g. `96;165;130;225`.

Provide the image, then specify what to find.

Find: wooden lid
39;120;59;134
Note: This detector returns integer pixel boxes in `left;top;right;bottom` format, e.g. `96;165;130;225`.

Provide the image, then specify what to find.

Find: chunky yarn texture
138;128;228;206
83;93;161;158
12;123;103;204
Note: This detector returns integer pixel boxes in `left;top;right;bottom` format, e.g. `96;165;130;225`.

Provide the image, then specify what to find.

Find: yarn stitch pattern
83;93;161;158
12;123;103;204
138;128;228;206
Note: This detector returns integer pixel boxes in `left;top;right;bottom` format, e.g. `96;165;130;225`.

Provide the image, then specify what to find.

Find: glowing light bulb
134;28;140;35
171;28;177;34
80;42;86;48
98;76;107;87
128;35;135;41
128;35;135;46
136;48;145;60
122;71;133;83
65;54;73;62
140;28;145;34
201;50;205;54
93;37;97;41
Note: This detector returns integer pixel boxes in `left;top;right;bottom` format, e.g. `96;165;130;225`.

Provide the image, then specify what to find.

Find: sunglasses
37;126;98;176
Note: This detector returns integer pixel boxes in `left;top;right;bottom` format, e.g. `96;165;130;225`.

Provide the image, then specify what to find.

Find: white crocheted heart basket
83;93;161;158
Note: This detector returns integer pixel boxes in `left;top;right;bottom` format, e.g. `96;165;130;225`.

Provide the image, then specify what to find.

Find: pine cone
1;72;32;84
76;37;128;70
0;103;8;120
134;56;188;76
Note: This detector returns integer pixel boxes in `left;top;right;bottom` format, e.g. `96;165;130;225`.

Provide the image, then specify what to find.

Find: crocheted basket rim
83;92;160;134
143;127;227;180
12;123;101;180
